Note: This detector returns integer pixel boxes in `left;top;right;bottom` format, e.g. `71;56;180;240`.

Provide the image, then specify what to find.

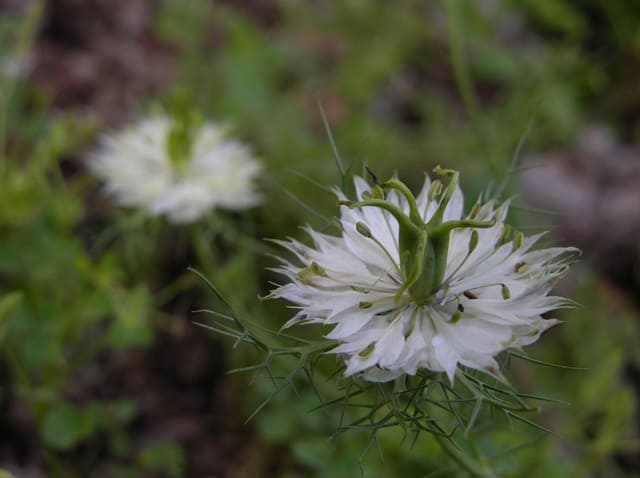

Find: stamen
513;231;524;249
355;222;402;275
500;224;512;243
358;343;376;358
296;262;327;282
350;286;370;293
469;201;481;219
356;222;372;238
370;184;386;200
469;230;479;253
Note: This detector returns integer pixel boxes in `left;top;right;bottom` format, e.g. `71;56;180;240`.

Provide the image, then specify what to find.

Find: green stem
0;1;44;177
447;0;481;127
433;433;498;478
297;339;338;356
421;378;497;477
155;271;197;306
456;370;533;412
189;224;218;283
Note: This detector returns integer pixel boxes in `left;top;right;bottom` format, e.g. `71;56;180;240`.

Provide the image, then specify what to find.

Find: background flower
88;115;261;223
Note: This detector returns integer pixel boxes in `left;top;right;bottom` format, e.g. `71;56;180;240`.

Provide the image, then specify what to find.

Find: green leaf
0;291;21;345
256;405;297;442
137;442;185;478
108;285;152;349
21;334;61;371
108;399;138;424
42;402;98;450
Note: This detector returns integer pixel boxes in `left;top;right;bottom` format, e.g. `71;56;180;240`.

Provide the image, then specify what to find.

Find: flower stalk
433;432;498;478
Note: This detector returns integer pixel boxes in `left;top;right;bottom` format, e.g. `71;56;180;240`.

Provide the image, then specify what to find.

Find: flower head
270;169;577;382
88;116;261;223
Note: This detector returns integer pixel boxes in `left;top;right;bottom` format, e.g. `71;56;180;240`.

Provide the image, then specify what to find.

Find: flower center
342;166;495;306
165;103;202;174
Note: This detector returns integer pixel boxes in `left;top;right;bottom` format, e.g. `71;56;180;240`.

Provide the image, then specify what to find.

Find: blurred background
0;0;639;476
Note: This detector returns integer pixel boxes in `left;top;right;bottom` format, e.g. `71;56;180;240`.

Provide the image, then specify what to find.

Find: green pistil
396;228;429;302
296;261;327;283
339;199;419;237
430;218;496;237
358;342;376;358
168;124;195;172
382;178;423;225
347;167;495;305
166;106;202;173
428;165;459;226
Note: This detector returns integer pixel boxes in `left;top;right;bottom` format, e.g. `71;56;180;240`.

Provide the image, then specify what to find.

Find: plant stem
433;433;498;478
189;224;218;281
424;392;498;477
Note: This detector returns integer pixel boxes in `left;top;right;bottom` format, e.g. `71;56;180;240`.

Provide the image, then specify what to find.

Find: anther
356;222;373;238
513;231;524;249
469;230;479;253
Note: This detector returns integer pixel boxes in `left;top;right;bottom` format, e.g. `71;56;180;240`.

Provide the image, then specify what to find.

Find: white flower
88;116;261;223
270;169;577;383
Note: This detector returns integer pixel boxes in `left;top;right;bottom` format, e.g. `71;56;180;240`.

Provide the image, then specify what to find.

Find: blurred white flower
88;116;261;223
270;170;577;382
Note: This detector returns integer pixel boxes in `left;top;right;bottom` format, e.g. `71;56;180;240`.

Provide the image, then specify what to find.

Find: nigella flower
270;168;577;382
88;115;261;223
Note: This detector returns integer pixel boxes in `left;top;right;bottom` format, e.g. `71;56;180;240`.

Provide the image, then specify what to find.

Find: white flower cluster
88;116;261;223
271;172;576;382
